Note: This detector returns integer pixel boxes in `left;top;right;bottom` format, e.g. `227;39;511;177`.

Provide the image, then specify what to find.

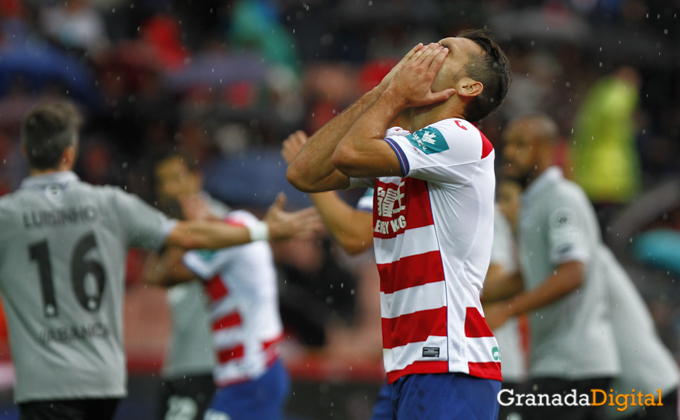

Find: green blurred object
229;0;299;73
570;71;641;204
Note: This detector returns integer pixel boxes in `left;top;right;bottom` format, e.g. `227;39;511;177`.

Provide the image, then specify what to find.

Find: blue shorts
370;373;501;420
204;360;290;420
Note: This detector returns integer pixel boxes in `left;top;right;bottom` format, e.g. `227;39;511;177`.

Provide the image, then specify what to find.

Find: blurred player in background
485;184;528;420
153;152;230;420
0;102;316;420
287;29;511;420
143;192;299;420
484;113;621;419
601;247;679;420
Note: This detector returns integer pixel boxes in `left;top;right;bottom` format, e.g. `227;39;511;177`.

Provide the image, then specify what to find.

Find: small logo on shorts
422;347;440;357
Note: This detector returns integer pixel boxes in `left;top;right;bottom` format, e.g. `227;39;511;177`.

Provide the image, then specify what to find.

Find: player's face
432;37;483;91
155;157;202;199
501;122;540;181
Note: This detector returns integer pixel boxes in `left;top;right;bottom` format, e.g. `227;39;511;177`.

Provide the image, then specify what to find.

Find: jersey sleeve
490;208;517;273
112;188;177;250
182;248;234;280
384;118;493;184
182;210;253;279
546;196;592;266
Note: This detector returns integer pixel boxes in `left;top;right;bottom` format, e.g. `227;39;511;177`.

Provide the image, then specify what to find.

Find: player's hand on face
281;130;309;165
386;43;456;108
377;43;425;92
264;192;322;240
178;194;213;221
482;301;513;331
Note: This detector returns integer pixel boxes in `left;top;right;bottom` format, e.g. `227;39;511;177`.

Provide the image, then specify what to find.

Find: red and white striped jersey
182;210;283;387
350;118;500;384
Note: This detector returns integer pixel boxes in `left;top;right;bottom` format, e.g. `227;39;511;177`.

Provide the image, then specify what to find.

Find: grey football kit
511;167;619;420
158;193;226;420
0;171;174;404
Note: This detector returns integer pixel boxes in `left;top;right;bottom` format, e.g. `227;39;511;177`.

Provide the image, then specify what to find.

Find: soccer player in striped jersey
143;196;294;420
0;102;316;420
287;30;511;420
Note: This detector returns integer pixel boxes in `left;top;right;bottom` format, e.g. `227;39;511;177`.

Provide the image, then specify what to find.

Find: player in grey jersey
0;102;317;420
152;152;225;420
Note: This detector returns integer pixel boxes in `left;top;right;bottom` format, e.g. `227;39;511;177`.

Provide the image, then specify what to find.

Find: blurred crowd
0;0;679;360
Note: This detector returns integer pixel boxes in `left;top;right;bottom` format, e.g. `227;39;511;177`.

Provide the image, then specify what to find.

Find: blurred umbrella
163;52;267;92
489;5;591;45
0;42;101;109
202;149;310;209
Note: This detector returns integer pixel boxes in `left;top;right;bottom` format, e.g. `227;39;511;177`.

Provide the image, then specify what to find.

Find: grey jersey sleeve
111;188;177;250
546;193;592;266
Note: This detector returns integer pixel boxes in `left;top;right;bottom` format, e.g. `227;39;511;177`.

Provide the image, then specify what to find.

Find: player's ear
456;77;483;98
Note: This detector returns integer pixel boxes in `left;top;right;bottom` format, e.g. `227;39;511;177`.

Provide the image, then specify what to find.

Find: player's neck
410;101;465;131
30;166;71;177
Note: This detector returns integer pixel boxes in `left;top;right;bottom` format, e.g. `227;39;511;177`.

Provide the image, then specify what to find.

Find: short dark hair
153;148;201;173
457;29;511;122
21;102;82;170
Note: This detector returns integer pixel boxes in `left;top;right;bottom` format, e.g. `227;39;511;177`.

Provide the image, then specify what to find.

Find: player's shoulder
406;118;492;161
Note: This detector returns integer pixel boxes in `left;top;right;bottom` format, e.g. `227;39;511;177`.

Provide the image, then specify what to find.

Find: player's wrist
246;220;270;242
381;87;409;110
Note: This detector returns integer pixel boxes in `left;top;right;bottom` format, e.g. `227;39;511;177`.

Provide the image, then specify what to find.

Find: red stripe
224;216;246;227
386;361;449;384
373;178;433;240
217;344;244;364
382;307;447;349
263;335;282;351
480;132;494;159
378;251;444;294
212;311;242;331
465;307;494;338
468;362;502;381
204;275;229;302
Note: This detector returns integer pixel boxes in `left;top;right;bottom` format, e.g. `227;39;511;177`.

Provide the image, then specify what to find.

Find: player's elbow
286;164;315;193
331;144;360;177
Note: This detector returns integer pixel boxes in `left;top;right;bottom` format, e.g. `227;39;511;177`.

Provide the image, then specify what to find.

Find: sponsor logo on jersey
39;322;110;344
422;347;440;357
374;181;407;235
405;126;449;155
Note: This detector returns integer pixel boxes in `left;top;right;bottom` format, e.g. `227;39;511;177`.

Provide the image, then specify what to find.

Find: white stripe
380;281;446;319
209;299;238;320
466;336;500;363
213;328;243;349
383;336;448;373
213;359;267;384
374;225;439;264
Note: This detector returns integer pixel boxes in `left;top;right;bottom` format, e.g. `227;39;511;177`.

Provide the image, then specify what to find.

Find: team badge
405;126;449;155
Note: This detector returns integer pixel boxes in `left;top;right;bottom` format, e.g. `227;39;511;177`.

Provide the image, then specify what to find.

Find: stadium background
0;0;678;418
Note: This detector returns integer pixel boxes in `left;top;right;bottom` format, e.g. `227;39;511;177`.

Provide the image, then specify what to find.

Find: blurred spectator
39;0;109;53
570;66;642;230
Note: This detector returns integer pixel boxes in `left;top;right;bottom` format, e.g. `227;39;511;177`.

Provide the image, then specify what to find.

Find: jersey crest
405;126;449;155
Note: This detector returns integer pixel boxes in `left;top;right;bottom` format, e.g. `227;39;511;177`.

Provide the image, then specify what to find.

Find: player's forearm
482;267;524;303
505;261;584;317
166;221;251;250
309;192;373;255
332;89;406;178
287;88;383;191
142;249;193;287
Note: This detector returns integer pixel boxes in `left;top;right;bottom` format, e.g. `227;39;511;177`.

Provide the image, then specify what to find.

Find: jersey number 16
28;232;106;318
